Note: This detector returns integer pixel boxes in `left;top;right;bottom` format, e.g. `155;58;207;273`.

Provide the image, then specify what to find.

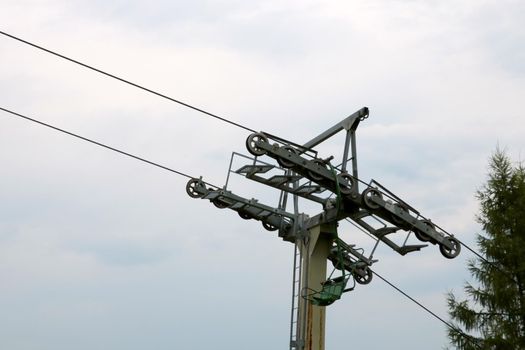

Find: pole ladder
289;241;303;349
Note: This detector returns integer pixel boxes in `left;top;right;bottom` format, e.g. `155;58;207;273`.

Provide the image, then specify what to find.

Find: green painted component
311;276;349;306
310;168;349;307
303;165;355;307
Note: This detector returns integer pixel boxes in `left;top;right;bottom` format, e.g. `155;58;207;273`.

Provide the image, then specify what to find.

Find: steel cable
0;30;256;134
372;269;482;349
0;106;218;189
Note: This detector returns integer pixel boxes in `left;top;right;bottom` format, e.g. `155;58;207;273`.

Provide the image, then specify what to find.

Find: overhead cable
433;223;518;284
0;26;511;285
372;269;482;350
0;106;218;188
0;30;256;133
0;107;494;350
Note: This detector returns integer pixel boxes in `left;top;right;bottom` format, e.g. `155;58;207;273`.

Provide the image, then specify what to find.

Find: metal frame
185;107;461;350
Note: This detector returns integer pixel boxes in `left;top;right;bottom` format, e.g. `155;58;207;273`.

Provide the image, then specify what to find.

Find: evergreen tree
447;150;525;349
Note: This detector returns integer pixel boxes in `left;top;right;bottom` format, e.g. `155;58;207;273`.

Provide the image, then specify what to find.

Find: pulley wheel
186;179;204;198
337;172;356;195
262;222;279;231
439;237;461;259
362;187;382;209
391;203;409;226
212;199;229;209
277;146;296;168
246;133;268;156
308;159;327;181
238;211;252;220
354;267;373;285
414;220;434;242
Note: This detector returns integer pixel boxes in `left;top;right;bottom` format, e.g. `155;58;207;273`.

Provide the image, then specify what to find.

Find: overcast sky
1;1;524;349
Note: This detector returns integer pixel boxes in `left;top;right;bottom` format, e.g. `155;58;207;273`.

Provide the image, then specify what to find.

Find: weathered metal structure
186;107;460;350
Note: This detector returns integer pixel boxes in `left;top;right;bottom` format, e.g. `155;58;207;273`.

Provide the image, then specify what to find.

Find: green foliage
447;149;525;349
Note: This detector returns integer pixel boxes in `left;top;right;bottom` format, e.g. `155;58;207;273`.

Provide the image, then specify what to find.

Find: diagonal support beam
302;107;368;149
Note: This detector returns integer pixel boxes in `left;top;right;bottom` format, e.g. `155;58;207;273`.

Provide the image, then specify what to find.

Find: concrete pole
297;224;332;350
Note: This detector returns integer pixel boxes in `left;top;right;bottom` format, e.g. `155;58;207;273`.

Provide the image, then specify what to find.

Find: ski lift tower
186;107;461;350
